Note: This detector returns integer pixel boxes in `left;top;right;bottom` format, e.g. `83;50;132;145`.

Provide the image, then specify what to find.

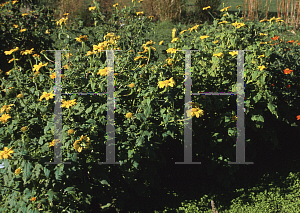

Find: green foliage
0;0;300;212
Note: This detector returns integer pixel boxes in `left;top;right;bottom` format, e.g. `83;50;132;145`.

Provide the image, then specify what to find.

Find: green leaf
160;108;166;115
135;113;146;122
44;166;50;178
251;114;264;122
136;136;144;147
128;149;134;158
46;190;57;202
133;161;139;169
29;118;39;124
100;179;110;187
86;105;93;114
55;164;64;181
267;102;278;118
22;161;33;184
34;163;43;179
253;93;262;103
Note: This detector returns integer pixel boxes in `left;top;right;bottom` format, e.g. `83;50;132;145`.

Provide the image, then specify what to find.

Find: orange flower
287;40;294;43
271;35;279;41
283;68;293;74
297;115;300;120
286;85;291;89
271;84;274;86
30;197;36;201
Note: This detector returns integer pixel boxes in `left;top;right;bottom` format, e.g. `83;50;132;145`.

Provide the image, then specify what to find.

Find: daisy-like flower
126;112;133;119
128;83;135;88
166;48;176;54
49;139;60;147
0;147;14;159
73;135;90;153
39;91;54;101
15;168;21;175
1;104;14;114
20;126;28;132
191;107;204;118
68;129;75;136
32;62;48;72
0;113;11;124
158;77;175;88
61;99;77;108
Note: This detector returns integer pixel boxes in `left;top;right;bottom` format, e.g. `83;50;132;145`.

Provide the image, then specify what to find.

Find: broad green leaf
44;166;50;178
100;179;110;187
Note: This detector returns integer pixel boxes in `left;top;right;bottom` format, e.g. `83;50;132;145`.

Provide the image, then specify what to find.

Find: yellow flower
50;72;65;79
113;3;119;7
8;58;18;63
75;35;88;42
258;65;266;70
68;129;75;136
16;93;24;98
138;0;143;2
32;62;48;72
39;91;54;101
188;24;199;32
128;83;135;88
20;126;28;132
159;40;163;45
171;38;179;43
229;51;238;56
20;29;26;32
0;104;14;114
213;52;224;58
136;11;144;16
191;107;204;118
148;16;154;19
0;147;14;159
12;0;18;4
89;6;96;11
61;99;77;108
180;30;187;34
203;6;211;10
213;40;219;44
21;13;28;16
15;168;21;175
4;47;19;55
166;48;176;54
49;139;60;147
158;77;175;88
45;29;50;34
200;35;209;40
13;24;18;28
232;115;237;121
20;48;34;55
172;28;176;38
220;6;231;12
56;17;68;26
97;67;108;76
73;135;90;152
0;113;11;124
63;13;69;16
231;21;245;28
236;5;242;9
126;112;133;119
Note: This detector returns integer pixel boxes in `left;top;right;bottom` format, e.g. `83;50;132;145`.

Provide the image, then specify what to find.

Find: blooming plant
0;0;300;212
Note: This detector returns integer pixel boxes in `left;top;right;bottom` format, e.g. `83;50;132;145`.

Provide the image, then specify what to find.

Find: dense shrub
0;0;300;212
